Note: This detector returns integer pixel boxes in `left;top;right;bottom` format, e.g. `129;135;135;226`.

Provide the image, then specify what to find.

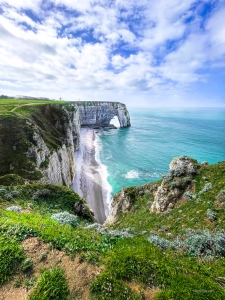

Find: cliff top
0;157;225;299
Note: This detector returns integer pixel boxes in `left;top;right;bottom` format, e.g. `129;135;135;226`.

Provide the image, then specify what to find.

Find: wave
122;170;161;179
122;170;139;179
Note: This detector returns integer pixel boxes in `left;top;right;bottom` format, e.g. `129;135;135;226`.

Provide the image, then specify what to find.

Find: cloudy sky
0;0;225;107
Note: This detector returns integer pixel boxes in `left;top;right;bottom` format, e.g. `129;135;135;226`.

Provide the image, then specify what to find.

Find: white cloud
0;0;224;106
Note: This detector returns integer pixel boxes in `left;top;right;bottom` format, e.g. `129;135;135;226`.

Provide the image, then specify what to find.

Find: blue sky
0;0;225;107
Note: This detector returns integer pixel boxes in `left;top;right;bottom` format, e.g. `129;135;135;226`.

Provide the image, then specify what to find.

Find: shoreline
72;128;111;224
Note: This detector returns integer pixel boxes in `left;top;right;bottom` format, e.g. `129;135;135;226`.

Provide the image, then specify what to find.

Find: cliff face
0;101;130;187
0;104;80;187
105;157;199;225
74;101;131;128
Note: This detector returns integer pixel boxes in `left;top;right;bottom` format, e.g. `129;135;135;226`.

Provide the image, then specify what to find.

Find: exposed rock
74;101;131;128
73;200;95;221
26;114;75;187
150;157;198;212
169;156;198;177
104;189;135;225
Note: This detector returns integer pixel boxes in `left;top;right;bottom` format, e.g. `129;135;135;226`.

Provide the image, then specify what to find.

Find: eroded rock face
150;156;198;212
169;156;197;177
74;102;131;128
104;189;134;225
26;110;76;187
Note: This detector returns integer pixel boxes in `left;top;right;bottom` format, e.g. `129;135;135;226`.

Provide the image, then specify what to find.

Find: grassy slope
0;99;76;180
0;161;224;299
0;100;225;299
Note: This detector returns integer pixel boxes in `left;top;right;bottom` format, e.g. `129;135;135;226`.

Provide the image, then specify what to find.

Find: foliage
0;174;26;186
206;209;217;221
51;211;78;227
147;235;171;250
21;258;33;272
199;183;212;195
0;236;24;285
90;273;141;300
6;206;22;213
29;267;69;300
183;230;225;257
91;238;225;299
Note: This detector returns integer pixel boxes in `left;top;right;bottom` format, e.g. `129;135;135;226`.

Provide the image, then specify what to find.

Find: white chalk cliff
26;102;130;187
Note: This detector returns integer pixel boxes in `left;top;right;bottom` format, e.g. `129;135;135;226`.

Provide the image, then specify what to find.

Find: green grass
90;238;225;300
110;162;225;238
0;236;24;286
0;183;94;220
0;209;121;264
29;267;69;300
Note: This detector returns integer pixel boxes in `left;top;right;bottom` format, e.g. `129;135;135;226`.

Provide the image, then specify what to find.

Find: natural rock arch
72;101;131;128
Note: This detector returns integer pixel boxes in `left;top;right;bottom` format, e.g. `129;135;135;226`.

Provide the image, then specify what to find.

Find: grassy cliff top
0;159;225;299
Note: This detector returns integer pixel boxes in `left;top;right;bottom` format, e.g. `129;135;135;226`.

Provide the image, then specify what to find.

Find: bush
199;183;212;195
32;189;50;200
183;230;225;257
51;211;78;227
29;267;69;300
184;191;196;201
21;258;33;272
6;206;22;213
206;209;217;221
147;235;171;250
0;188;7;194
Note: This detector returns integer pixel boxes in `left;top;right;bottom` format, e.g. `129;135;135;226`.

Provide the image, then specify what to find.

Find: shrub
184;191;196;201
21;258;33;272
29;267;69;300
147;235;171;250
199;183;212;195
32;189;50;200
5;194;13;201
183;230;225;257
6;206;22;213
0;188;7;194
206;209;217;221
51;211;78;227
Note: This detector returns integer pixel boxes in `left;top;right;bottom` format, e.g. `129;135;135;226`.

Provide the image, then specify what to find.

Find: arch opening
110;115;120;128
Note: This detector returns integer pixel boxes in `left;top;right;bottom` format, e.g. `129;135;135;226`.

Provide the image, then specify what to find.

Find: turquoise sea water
97;108;225;196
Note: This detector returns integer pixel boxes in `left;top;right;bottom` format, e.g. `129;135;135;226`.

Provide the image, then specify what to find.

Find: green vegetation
0;98;225;299
0;236;24;285
29;267;69;300
90;238;225;299
0;99;75;181
0;159;225;298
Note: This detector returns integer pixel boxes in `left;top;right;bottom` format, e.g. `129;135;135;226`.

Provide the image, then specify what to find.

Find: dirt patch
128;282;161;299
0;237;103;300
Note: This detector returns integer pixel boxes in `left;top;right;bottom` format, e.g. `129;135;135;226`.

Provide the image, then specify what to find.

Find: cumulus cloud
0;0;224;106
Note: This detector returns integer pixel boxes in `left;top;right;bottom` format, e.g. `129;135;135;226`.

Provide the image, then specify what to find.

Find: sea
95;108;225;198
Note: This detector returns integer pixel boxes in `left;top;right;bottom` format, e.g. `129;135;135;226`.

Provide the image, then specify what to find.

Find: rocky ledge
105;156;199;225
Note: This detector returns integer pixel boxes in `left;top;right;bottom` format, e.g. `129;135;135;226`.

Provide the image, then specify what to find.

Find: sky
0;0;225;107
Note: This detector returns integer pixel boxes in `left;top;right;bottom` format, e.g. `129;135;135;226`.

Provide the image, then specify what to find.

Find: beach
72;128;110;224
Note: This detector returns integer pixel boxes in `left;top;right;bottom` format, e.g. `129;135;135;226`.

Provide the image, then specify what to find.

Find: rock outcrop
73;101;131;128
105;157;199;225
150;156;198;212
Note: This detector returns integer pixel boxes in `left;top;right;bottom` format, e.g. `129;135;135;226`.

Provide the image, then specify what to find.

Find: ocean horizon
96;107;225;198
